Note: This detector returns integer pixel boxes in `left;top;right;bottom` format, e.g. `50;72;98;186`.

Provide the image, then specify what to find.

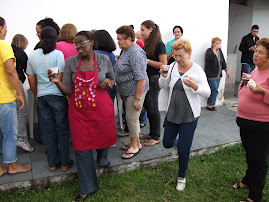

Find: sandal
122;150;140;159
206;106;214;111
232;182;248;189
121;144;142;151
212;106;218;111
8;163;32;175
140;134;152;139
144;139;160;146
121;144;130;150
140;124;146;128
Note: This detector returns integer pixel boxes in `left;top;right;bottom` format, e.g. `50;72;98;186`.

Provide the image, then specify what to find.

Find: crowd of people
1;16;269;201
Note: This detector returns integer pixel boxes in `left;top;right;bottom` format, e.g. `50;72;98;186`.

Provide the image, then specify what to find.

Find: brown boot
0;165;8;177
8;162;32;174
61;160;73;172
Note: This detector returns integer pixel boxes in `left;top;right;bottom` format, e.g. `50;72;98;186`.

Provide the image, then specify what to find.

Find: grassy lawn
1;143;269;201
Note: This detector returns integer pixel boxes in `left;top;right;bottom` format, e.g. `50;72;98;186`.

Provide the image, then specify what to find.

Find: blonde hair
171;39;192;53
11;34;28;50
211;37;221;46
58;23;77;43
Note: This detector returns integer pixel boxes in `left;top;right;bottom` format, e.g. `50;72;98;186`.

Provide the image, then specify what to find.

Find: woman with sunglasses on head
140;20;167;146
159;39;210;191
49;31;116;201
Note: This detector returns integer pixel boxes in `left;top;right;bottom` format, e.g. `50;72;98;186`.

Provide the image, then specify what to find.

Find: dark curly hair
40;26;58;54
37;17;60;36
0;17;5;27
76;31;97;50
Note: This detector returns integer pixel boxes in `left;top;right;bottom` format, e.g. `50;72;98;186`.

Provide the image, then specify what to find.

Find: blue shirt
166;38;176;54
27;49;65;97
94;50;115;66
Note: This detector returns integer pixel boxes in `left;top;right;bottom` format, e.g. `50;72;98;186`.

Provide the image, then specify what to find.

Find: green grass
1;144;269;201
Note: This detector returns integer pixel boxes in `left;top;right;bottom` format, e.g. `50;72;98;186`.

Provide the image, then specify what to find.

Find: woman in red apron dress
49;31;116;201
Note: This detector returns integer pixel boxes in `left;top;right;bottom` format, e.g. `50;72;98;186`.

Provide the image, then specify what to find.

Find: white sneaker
176;177;186;191
117;131;129;137
110;144;116;148
16;141;34;152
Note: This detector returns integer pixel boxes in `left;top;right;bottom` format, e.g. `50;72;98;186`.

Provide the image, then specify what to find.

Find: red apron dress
68;56;116;151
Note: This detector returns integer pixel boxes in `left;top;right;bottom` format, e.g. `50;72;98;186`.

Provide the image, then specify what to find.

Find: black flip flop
122;150;139;159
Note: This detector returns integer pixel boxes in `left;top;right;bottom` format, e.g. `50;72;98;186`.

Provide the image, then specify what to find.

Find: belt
149;75;160;78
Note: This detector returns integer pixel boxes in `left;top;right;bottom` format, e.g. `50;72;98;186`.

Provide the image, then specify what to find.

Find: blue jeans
143;76;161;140
163;119;198;178
207;79;220;106
107;85;116;104
75;150;100;195
0;101;17;163
37;103;46;144
38;95;70;167
139;107;147;125
241;63;256;76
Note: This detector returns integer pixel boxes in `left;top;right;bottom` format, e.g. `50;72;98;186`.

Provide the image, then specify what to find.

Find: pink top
56;41;78;61
237;68;269;122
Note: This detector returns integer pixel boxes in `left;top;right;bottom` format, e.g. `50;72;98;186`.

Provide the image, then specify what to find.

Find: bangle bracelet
134;96;141;101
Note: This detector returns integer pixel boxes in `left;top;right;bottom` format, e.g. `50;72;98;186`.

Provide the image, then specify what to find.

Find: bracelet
134;96;141;101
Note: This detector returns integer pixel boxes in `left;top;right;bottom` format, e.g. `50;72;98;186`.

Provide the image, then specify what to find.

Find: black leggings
236;117;269;202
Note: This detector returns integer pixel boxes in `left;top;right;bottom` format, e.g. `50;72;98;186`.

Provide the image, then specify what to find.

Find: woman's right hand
159;65;167;78
48;69;59;83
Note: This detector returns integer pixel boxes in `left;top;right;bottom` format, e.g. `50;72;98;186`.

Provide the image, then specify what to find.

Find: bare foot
140;134;152;139
232;182;248;189
121;144;142;150
240;198;253;202
8;162;32;174
122;147;140;159
144;139;160;146
0;166;8;177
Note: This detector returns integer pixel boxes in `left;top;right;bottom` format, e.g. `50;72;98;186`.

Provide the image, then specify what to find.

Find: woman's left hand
133;99;142;111
182;76;198;91
249;83;266;95
103;78;113;90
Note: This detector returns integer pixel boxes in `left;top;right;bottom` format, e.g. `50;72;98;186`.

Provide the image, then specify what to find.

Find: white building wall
2;0;229;111
228;0;269;82
253;0;269;38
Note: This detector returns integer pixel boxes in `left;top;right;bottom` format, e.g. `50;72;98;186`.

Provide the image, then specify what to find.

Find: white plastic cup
50;67;59;78
162;65;170;74
247;79;256;88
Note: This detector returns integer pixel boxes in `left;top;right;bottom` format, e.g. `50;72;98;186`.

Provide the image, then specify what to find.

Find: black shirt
145;41;166;76
12;45;28;83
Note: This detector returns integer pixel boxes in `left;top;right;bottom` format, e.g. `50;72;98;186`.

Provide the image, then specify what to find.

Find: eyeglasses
74;40;90;48
173;54;186;59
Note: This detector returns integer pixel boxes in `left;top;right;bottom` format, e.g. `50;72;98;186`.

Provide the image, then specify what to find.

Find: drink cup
162;65;170;74
50;67;59;78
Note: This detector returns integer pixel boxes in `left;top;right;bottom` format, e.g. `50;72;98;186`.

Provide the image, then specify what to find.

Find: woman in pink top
233;38;269;202
56;23;78;61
